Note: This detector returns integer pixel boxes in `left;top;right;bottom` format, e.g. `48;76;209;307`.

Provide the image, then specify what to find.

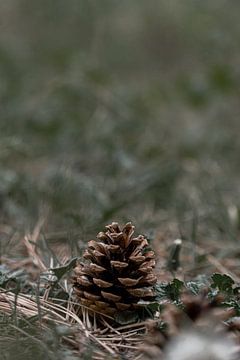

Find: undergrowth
1;222;240;359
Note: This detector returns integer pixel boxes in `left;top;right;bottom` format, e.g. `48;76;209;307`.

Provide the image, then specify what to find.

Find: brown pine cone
72;222;157;318
140;292;238;359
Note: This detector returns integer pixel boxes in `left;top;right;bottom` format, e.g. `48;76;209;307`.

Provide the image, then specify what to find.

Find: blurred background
1;0;240;244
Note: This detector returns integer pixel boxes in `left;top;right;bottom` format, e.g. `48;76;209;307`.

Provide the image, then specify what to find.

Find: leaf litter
1;220;240;359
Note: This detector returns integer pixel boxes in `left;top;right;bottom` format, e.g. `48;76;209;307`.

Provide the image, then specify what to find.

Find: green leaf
186;281;201;295
211;273;235;295
223;300;240;316
50;257;78;281
114;310;139;325
0;268;9;287
154;279;184;303
186;276;210;295
165;279;184;302
154;283;169;299
136;300;161;317
0;265;21;290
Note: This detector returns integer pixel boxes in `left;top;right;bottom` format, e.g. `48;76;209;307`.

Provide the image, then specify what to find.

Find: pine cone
72;222;157;318
140;292;237;359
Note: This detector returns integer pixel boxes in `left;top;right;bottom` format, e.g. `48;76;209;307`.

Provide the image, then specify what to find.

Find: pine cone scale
83;291;101;301
77;275;93;287
101;291;122;302
118;277;142;286
110;260;128;270
93;278;113;288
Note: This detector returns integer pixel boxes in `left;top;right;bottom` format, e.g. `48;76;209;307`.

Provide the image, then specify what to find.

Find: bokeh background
1;0;240;244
